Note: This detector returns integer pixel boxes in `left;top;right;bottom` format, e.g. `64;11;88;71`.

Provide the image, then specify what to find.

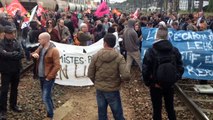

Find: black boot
10;106;22;113
0;111;7;120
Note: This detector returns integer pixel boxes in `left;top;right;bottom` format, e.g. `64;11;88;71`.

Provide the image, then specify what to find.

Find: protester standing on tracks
31;32;61;120
29;21;45;78
142;27;184;120
123;19;142;73
88;33;130;120
0;25;24;120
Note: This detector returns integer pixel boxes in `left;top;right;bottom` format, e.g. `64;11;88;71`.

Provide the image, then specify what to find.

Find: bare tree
198;0;203;11
158;0;164;13
173;0;179;13
208;0;213;12
167;0;172;14
188;0;192;12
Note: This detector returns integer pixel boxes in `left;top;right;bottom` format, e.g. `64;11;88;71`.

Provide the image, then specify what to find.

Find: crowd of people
0;8;212;120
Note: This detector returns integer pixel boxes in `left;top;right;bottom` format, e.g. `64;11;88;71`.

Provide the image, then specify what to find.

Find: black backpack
152;48;178;88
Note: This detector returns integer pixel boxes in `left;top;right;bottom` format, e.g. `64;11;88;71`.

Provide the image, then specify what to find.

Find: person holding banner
77;23;93;46
88;33;130;120
31;32;61;120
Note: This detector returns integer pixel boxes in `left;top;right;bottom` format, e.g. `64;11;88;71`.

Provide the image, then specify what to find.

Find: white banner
55;33;119;86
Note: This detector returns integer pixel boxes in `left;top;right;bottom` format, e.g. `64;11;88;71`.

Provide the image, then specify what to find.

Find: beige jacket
88;48;130;91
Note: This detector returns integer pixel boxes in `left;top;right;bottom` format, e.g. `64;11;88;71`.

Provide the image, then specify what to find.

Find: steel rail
20;63;34;77
175;84;210;120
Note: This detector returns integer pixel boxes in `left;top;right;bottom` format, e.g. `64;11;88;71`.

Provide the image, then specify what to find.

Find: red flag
133;8;139;19
0;7;4;12
95;2;109;18
37;5;45;17
6;0;27;16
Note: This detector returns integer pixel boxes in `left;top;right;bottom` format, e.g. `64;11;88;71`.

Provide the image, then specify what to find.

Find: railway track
1;63;212;119
175;79;213;120
20;60;34;77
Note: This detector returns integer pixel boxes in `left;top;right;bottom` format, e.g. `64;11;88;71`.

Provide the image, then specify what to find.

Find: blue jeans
96;90;125;120
39;77;55;118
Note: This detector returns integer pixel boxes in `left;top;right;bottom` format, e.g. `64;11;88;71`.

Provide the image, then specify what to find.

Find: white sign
55;33;119;86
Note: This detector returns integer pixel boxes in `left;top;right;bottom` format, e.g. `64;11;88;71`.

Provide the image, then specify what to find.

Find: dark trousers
0;72;20;112
150;86;176;120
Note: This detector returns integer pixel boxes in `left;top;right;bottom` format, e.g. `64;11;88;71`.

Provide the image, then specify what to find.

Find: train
0;0;97;12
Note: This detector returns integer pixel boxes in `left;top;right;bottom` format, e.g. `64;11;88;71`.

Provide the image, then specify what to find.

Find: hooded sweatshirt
88;48;130;92
142;40;184;86
123;19;139;52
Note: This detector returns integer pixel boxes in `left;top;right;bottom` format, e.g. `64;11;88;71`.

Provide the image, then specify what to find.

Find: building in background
179;0;209;11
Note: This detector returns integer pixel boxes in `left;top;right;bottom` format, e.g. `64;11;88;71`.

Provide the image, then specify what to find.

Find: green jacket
88;48;130;92
77;31;93;46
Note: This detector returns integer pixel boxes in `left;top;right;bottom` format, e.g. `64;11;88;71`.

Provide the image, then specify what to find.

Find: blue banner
141;27;213;80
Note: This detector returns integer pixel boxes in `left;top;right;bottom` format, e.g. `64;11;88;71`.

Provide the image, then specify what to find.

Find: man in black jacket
0;26;24;120
142;27;184;120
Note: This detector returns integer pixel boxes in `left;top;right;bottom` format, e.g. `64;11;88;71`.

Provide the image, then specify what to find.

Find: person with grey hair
77;23;93;46
31;32;61;120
